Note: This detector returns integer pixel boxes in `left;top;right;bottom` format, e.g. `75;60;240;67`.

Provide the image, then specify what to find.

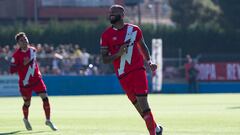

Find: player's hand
117;44;128;57
23;57;30;65
149;62;158;72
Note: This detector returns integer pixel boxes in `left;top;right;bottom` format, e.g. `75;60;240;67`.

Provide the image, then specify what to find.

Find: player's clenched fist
23;57;30;65
117;44;128;57
148;61;158;72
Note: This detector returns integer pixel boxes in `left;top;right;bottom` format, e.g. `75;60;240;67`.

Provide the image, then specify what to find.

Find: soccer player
100;5;163;135
9;32;57;131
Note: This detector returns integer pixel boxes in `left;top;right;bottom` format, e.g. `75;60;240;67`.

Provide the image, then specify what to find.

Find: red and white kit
101;23;148;102
10;46;46;97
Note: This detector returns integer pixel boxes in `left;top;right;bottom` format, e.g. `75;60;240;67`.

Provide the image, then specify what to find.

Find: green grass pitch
0;94;240;135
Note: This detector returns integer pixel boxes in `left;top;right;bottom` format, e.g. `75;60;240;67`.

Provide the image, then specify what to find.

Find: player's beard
109;15;121;24
19;43;28;51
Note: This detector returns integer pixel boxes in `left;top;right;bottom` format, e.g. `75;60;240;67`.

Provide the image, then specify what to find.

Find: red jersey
101;23;145;78
10;46;42;89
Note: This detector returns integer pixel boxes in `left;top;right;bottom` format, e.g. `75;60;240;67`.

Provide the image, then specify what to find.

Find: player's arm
138;37;151;61
138;37;157;72
9;56;19;74
101;44;128;64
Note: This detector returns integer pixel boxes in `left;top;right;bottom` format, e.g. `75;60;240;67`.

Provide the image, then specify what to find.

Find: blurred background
0;0;240;96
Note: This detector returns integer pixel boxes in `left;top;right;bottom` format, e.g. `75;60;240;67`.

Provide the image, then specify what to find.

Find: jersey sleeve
100;32;109;48
9;53;19;74
30;47;37;61
135;26;143;42
100;32;110;56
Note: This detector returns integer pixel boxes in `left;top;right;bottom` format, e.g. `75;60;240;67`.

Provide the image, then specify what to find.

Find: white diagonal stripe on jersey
118;25;137;75
23;48;36;86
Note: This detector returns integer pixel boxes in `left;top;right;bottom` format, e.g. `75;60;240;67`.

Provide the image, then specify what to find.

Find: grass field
0;94;240;135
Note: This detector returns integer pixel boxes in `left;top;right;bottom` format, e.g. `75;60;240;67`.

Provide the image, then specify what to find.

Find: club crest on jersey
112;37;117;41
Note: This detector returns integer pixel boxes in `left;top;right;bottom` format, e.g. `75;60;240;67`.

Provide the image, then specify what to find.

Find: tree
169;0;221;29
217;0;240;30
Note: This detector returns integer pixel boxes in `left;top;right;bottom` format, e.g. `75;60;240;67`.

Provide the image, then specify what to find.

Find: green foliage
0;20;108;54
169;0;221;30
218;0;240;30
169;0;196;28
0;20;239;56
0;1;239;57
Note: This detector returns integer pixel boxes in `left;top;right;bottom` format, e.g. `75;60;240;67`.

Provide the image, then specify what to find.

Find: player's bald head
108;5;125;24
109;5;125;15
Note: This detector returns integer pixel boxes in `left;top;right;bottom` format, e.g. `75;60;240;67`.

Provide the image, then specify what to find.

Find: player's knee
142;108;151;114
23;100;31;107
23;104;30;108
42;97;50;109
132;100;138;105
38;91;47;98
42;97;49;102
136;94;148;102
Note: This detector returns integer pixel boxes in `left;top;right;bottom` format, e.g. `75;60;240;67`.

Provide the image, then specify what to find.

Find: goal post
151;38;163;92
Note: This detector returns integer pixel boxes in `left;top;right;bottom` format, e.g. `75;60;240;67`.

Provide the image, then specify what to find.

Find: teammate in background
9;32;57;131
100;5;163;135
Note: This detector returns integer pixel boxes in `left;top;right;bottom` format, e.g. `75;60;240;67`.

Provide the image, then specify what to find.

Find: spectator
73;44;82;58
187;62;199;93
0;44;105;75
81;48;90;69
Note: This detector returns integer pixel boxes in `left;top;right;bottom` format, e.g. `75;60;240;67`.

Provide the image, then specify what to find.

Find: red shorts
119;69;148;102
20;79;47;99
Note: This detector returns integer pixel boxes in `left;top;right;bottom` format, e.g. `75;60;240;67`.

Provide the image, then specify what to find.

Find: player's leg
120;74;144;116
134;70;163;135
20;89;33;130
136;95;162;135
132;100;144;117
136;95;155;135
127;92;162;135
33;79;51;120
38;92;57;131
38;92;50;120
120;72;162;135
123;86;161;134
34;79;57;131
22;97;31;120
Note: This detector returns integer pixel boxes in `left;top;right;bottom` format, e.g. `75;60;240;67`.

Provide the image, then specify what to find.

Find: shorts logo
113;37;117;41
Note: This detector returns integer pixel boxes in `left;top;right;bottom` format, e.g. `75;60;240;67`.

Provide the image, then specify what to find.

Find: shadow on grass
0;131;21;135
227;106;240;109
0;131;50;135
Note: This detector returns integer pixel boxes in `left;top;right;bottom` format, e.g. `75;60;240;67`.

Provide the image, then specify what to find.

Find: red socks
22;97;51;120
143;111;156;135
43;98;51;120
22;105;29;119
